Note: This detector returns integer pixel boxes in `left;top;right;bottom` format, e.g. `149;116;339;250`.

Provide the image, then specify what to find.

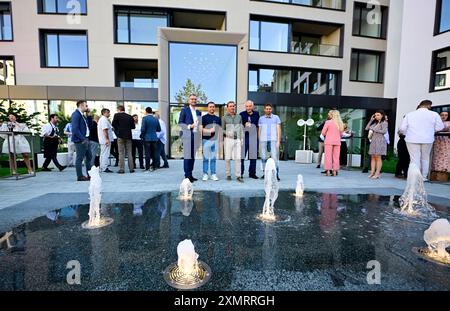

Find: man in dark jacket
395;133;410;179
112;105;135;174
178;94;201;182
71;100;92;181
141;107;161;171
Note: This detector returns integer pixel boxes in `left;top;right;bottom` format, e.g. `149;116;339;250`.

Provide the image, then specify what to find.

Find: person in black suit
178;94;201;182
395;133;410;179
112;105;135;174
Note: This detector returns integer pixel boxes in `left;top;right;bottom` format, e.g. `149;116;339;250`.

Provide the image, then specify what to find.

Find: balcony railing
120;79;159;88
259;0;344;10
291;41;340;57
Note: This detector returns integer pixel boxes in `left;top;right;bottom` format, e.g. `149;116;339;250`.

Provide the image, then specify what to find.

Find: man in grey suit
141;107;161;172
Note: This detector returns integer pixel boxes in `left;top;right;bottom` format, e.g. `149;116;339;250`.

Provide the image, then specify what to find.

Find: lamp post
297;119;315;150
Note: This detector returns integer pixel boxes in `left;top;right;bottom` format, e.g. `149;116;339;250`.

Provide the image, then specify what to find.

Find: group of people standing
40;101;169;181
178;95;282;183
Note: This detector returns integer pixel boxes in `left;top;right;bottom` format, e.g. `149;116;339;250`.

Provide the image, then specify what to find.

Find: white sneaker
202;174;209;181
211;174;219;181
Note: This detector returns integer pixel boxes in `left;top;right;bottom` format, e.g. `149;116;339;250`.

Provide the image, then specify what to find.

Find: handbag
368;129;374;141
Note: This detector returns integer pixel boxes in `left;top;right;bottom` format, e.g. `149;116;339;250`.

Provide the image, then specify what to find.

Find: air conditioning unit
295;150;313;164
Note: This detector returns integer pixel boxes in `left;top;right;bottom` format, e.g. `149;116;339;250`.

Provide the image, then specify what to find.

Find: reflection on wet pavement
0;191;449;291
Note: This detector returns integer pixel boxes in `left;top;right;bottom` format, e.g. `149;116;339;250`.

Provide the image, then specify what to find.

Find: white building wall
395;0;450;134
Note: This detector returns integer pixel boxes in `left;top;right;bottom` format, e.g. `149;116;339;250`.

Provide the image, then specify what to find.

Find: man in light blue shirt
64;122;75;166
258;103;281;181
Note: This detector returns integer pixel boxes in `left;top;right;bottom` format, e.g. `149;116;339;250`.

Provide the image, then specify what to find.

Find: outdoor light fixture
297;119;315;150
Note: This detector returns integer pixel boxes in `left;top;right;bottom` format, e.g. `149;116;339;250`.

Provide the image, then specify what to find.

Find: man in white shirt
155;113;169;168
40;114;66;172
399;100;445;179
131;114;144;169
63;123;75;167
97;108;114;173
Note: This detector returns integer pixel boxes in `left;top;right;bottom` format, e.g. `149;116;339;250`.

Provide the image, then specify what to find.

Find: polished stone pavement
0;160;449;232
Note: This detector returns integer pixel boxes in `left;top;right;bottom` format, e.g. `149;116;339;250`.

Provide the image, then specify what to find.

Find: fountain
413;218;450;266
294;174;304;197
81;166;114;229
398;163;436;218
163;239;211;289
259;158;279;222
179;178;193;200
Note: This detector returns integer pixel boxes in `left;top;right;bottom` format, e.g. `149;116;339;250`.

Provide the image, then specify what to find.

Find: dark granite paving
0;191;449;291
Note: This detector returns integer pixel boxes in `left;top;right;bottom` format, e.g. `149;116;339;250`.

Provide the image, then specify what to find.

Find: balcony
115;59;158;89
291;42;339;57
255;0;345;11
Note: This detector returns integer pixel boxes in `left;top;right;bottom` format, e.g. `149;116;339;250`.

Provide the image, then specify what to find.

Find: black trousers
110;139;119;165
156;140;169;168
144;141;158;170
395;140;410;177
340;141;348;166
43;155;63;170
132;139;144;168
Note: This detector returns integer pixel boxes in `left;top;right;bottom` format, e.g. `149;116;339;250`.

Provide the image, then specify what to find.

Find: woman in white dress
0;114;34;174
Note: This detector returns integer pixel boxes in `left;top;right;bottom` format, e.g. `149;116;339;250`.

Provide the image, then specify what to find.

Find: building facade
0;0;449;159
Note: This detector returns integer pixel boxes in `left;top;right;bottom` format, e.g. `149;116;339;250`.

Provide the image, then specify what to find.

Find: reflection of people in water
319;193;338;232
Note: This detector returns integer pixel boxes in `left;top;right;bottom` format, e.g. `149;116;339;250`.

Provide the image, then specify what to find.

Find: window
0;56;15;85
115;59;158;88
169;42;237;105
38;0;87;14
431;48;450;92
0;3;12;41
350;50;384;83
41;31;88;68
436;0;450;34
249;66;339;95
353;2;387;39
249;20;289;52
115;7;168;44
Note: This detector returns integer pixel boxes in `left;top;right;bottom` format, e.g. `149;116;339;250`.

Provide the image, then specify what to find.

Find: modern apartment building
0;0;449;159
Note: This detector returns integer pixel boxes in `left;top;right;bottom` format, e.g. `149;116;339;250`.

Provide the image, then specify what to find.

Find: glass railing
291;41;340;57
260;0;344;10
120;79;159;88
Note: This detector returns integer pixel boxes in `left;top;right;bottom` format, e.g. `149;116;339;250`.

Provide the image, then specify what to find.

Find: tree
174;78;208;105
0;100;41;133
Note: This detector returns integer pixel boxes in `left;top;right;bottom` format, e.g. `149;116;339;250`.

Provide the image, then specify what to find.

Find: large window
353;2;387;39
431;48;450;92
0;56;14;85
41;31;88;68
249;20;289;52
169;42;237;105
350;50;384;83
115;7;168;44
115;59;158;88
38;0;87;14
436;0;450;34
0;3;12;41
249;66;339;95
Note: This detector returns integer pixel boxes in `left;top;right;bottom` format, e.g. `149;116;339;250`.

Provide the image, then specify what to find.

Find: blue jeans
202;139;217;175
74;139;92;178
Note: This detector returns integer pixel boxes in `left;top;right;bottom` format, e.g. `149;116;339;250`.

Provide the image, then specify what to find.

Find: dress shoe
237;177;244;183
316;165;321;169
188;176;196;183
140;166;145;170
226;176;232;181
117;170;125;174
161;165;169;168
59;165;67;172
260;175;264;179
77;176;90;181
41;167;51;172
191;177;198;181
277;176;281;181
103;168;113;173
249;175;259;179
130;169;135;173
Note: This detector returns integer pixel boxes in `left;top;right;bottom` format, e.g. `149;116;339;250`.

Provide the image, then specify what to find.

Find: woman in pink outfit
321;110;344;176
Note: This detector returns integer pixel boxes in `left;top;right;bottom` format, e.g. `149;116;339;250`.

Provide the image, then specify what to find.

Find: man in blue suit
178;94;201;182
71;100;92;181
141;107;161;171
